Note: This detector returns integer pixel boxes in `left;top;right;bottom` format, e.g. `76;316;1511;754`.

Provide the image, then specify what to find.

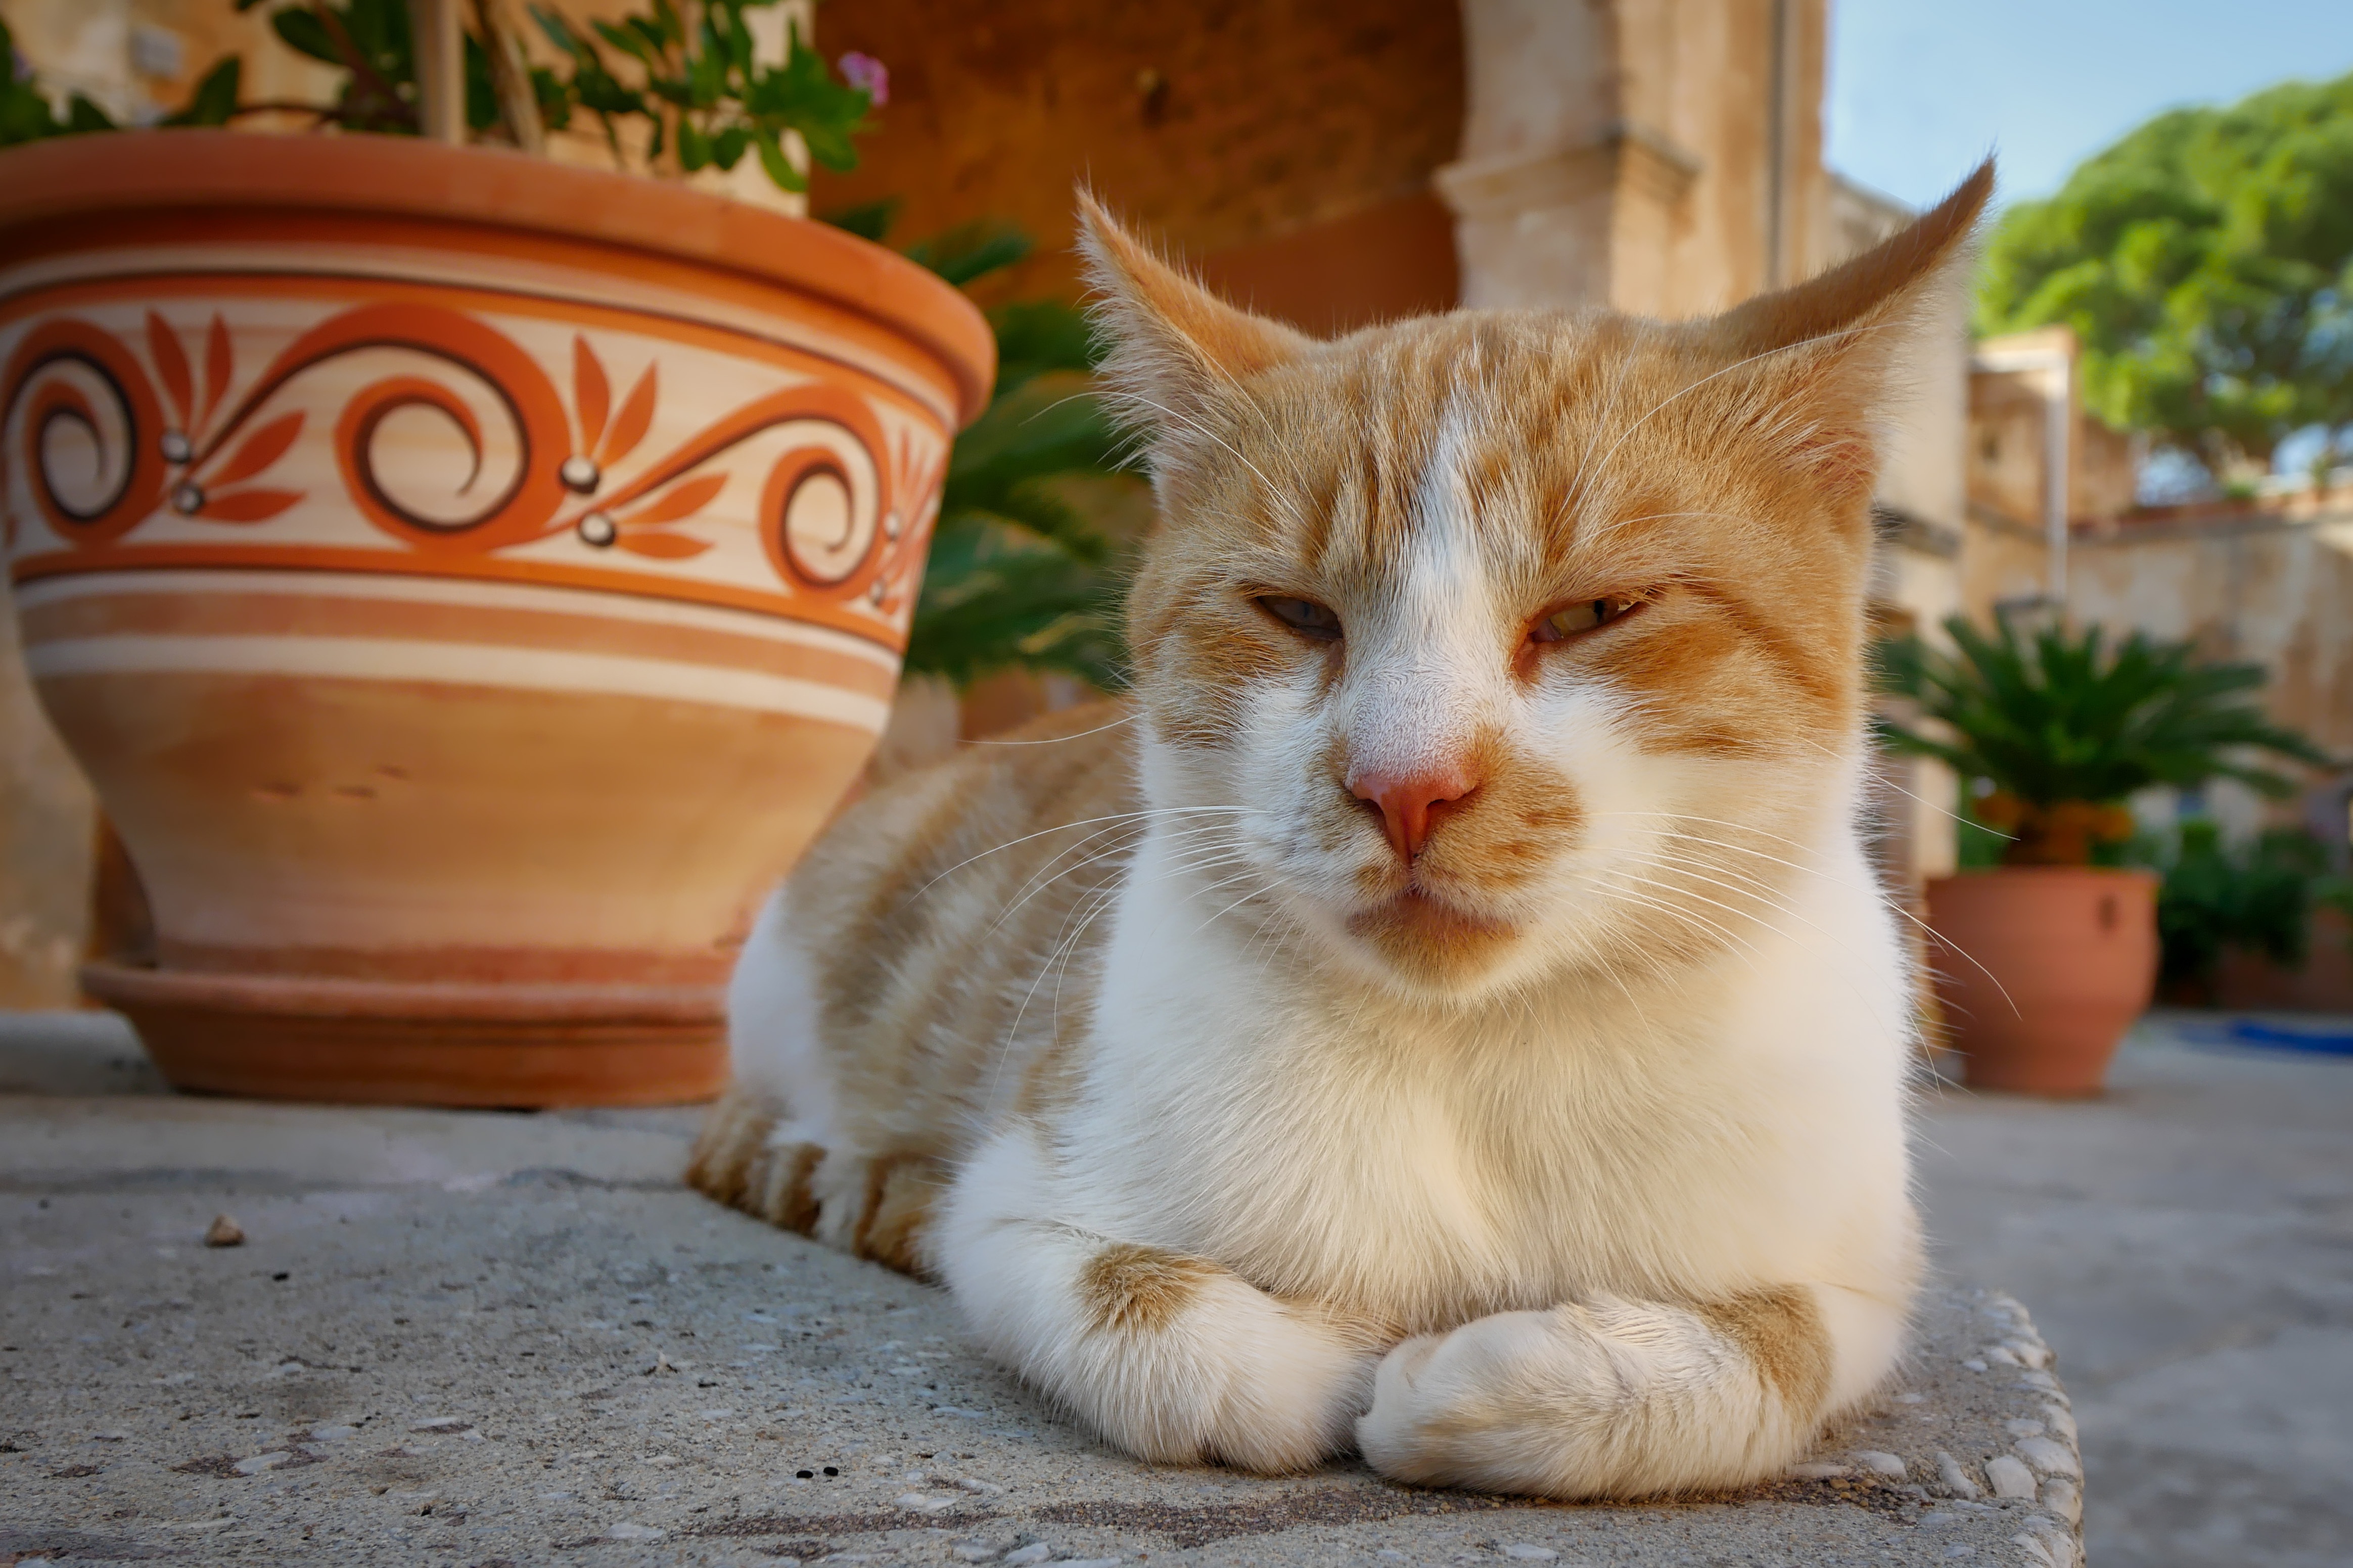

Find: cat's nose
1349;763;1482;861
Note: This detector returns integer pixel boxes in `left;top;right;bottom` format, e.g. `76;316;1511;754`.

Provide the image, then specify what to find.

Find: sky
1825;0;2353;210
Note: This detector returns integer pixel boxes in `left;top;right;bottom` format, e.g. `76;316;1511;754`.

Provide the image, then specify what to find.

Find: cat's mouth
1345;886;1516;962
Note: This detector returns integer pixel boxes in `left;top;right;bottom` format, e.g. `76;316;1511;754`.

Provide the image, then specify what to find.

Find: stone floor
1915;1012;2353;1568
0;1010;2156;1567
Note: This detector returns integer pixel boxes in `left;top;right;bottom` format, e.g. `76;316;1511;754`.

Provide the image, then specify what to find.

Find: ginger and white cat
689;163;1993;1498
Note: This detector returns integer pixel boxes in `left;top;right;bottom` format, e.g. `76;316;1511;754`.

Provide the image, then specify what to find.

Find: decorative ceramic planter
0;132;992;1106
1924;867;2159;1096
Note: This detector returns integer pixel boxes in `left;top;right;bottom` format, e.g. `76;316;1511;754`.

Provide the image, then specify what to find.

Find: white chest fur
1051;825;1919;1332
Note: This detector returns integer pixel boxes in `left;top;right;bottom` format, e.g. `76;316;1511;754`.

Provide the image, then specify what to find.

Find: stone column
1436;0;1825;319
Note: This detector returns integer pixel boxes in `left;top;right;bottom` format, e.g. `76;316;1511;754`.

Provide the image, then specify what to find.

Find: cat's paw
1358;1296;1827;1499
1074;1266;1379;1472
1357;1310;1577;1490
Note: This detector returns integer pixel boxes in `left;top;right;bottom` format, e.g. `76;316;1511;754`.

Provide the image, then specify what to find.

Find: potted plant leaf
0;4;993;1106
1876;613;2332;1094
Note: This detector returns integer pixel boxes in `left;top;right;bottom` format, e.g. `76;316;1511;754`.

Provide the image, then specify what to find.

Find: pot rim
1925;866;2161;884
0;129;995;427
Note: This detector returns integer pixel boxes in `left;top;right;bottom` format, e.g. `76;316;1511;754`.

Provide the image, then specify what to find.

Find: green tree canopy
1975;70;2353;473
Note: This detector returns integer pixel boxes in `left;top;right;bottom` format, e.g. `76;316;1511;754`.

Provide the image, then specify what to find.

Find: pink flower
838;52;888;107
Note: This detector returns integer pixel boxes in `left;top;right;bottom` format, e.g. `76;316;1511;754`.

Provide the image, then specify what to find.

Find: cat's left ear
1708;158;1995;502
1074;189;1311;452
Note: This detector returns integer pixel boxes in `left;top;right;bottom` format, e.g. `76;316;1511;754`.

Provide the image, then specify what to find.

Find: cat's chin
1343;889;1522;991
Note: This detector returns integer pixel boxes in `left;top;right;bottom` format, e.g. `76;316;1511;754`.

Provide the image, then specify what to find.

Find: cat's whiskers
1590;865;1782;957
1590;809;2020;1016
1608;851;1903;1034
982;824;1257;949
1786;731;2010;838
1582;872;1768;973
995;814;1247;916
911;805;1249;902
968;711;1141;745
998;835;1273;1102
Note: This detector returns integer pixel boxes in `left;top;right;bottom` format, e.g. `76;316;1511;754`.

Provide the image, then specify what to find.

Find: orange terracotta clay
1924;868;2159;1097
0;132;993;1106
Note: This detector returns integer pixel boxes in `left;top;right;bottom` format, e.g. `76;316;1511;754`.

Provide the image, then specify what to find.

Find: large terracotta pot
0;132;992;1106
1924;867;2159;1096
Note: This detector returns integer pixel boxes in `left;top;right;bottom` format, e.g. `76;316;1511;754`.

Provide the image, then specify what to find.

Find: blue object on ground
2183;1018;2353;1056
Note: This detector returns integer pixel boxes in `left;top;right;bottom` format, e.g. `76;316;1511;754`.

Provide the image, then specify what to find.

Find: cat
688;160;1993;1499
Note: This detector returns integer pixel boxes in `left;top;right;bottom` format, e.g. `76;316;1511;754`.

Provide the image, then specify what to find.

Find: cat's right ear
1075;189;1310;446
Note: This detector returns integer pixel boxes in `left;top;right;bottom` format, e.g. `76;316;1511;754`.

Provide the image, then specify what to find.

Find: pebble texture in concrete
2;1013;2084;1566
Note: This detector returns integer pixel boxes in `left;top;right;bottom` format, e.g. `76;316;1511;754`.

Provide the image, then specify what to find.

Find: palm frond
1874;611;2333;806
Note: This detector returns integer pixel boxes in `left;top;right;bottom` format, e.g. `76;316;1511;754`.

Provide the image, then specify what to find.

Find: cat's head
1081;166;1990;1002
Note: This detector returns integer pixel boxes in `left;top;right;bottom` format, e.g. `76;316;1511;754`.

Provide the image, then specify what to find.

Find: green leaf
270;8;345;66
530;64;571;130
593;18;655;63
903;221;1033;287
529;5;595;65
463;33;498;132
754;129;806;193
156;57;239;128
676;118;711;171
992;299;1103;385
62;93;117;133
820;199;901;243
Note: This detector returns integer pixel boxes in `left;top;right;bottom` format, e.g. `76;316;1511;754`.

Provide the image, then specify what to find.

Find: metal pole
410;0;466;145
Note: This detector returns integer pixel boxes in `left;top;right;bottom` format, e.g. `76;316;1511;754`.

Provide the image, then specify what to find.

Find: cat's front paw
1357;1311;1570;1489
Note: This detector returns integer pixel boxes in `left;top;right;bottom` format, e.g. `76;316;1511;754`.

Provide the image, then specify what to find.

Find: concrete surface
1916;1011;2353;1568
0;1013;2088;1567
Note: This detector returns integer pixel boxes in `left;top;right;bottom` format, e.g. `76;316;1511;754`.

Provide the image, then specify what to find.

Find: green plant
525;0;871;189
2145;821;2332;988
1975;70;2353;480
1;0;875;194
1875;612;2333;865
832;208;1138;690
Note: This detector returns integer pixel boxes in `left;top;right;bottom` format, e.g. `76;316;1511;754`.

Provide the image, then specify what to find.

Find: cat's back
766;700;1142;1151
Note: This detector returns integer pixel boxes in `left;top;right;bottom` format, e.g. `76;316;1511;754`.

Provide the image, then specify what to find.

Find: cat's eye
1256;595;1343;642
1530;593;1644;644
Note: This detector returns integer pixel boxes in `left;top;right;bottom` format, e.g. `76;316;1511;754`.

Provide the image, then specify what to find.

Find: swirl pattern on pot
2;293;947;651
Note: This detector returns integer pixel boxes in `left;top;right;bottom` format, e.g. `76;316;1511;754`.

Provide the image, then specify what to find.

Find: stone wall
806;0;1467;309
2071;512;2353;762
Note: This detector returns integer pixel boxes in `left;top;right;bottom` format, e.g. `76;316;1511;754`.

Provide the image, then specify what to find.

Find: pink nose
1350;762;1482;861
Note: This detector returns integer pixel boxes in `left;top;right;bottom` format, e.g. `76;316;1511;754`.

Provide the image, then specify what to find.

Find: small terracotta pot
0;132;992;1106
1924;867;2159;1096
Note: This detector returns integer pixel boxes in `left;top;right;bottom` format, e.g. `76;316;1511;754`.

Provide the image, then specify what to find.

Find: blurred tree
1975;70;2353;479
